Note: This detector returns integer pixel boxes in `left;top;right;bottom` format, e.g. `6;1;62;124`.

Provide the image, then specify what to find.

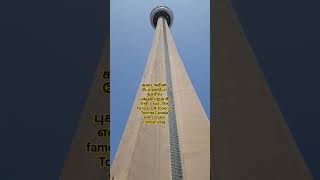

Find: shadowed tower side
59;40;110;180
212;0;313;179
111;6;210;180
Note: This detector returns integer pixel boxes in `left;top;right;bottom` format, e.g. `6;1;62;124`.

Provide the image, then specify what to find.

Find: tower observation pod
111;6;210;180
150;6;174;29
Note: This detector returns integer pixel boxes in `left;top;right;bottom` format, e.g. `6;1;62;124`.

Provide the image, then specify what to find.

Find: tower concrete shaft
111;17;210;180
212;0;313;179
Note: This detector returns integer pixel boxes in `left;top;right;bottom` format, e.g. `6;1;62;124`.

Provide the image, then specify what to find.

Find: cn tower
111;6;210;180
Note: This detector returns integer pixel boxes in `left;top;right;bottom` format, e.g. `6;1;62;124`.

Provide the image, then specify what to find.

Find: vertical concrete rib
162;18;184;180
165;16;210;180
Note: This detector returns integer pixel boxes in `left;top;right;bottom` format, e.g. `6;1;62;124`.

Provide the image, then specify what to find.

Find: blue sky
110;0;210;163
